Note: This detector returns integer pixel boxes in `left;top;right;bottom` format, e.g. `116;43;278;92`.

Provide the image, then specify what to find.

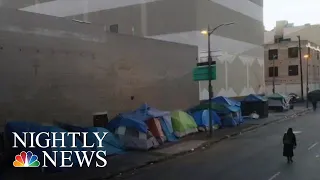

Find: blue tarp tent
191;110;222;130
211;96;244;126
5;121;85;172
53;122;125;156
107;104;176;142
211;96;241;107
83;127;125;156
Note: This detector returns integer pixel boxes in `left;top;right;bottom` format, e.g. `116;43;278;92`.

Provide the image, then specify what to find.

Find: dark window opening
288;65;299;76
317;51;319;60
110;24;119;33
268;49;278;60
288;47;299;58
269;67;278;77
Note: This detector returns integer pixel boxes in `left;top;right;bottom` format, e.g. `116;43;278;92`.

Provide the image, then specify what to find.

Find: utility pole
306;47;310;108
272;54;276;94
207;24;213;136
201;22;235;137
297;35;304;101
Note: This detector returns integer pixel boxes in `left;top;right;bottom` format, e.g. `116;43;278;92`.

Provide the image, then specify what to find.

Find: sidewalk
2;107;311;180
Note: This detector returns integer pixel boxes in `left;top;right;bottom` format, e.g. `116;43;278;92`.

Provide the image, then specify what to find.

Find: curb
94;108;311;180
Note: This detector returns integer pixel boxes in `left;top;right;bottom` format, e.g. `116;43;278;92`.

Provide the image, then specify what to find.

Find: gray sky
264;0;320;30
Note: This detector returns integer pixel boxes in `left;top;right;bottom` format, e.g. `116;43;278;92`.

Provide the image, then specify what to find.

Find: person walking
312;100;317;111
283;128;297;163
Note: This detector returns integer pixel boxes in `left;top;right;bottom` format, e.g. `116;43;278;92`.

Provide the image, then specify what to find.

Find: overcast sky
264;0;320;30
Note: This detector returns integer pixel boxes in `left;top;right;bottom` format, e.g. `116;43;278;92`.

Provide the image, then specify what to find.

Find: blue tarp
212;96;241;107
107;104;177;142
211;96;244;125
191;110;222;128
83;127;125;156
243;94;267;102
5;121;86;172
220;114;238;127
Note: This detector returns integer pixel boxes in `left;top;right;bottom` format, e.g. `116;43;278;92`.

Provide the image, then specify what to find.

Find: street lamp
304;53;310;108
201;22;235;136
297;36;304;101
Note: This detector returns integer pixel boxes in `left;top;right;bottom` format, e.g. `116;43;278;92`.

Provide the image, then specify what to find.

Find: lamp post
272;54;277;94
297;36;304;101
304;53;310;108
201;22;235;136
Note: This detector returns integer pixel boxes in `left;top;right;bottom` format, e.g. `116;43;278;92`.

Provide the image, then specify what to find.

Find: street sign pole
207;25;213;137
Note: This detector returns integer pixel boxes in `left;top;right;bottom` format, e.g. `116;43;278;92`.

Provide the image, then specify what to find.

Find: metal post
272;54;275;93
297;36;304;100
207;25;213;136
307;47;310;108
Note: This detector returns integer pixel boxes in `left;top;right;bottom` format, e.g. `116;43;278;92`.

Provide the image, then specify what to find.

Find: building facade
265;40;320;96
264;21;320;96
0;8;199;127
1;0;265;99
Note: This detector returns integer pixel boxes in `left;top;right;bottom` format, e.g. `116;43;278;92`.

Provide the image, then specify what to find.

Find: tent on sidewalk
191;110;222;131
211;96;244;125
134;104;177;142
83;127;125;156
188;101;240;127
146;118;166;143
171;110;198;138
114;126;159;150
106;111;160;150
107;104;176;145
242;94;268;118
267;93;290;112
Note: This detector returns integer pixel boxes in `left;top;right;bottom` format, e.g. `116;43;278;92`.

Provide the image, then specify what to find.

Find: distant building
264;21;320;96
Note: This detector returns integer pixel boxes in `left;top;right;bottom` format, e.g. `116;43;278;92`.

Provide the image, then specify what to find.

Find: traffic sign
193;65;216;81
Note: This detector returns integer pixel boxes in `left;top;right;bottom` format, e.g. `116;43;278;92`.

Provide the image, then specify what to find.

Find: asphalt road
112;110;320;180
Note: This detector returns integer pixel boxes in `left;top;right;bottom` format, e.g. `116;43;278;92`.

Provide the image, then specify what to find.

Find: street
111;110;320;180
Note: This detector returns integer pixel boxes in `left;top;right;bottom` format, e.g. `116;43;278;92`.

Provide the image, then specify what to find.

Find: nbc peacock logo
13;151;40;167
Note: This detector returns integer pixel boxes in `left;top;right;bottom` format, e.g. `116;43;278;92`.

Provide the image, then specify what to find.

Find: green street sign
193;65;216;81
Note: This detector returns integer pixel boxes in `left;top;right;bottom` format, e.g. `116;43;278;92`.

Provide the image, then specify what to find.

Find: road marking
308;142;319;150
268;172;281;180
293;131;302;134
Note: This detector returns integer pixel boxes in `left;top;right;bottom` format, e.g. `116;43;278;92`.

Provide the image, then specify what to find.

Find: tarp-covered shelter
82;127;125;156
114;126;159;150
107;104;176;143
5;121;85;172
211;96;244;125
242;94;268;118
171;110;198;137
188;100;242;127
191;110;222;131
267;93;290;111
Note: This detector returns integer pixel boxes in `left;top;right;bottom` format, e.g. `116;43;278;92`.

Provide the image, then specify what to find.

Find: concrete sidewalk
1;107;311;180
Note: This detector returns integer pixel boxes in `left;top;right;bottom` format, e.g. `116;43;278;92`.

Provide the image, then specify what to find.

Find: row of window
268;48;320;60
268;65;320;77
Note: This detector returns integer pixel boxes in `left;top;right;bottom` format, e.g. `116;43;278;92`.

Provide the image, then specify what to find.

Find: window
268;49;278;60
110;24;119;33
288;47;298;58
317;51;319;60
269;67;278;77
288;65;298;76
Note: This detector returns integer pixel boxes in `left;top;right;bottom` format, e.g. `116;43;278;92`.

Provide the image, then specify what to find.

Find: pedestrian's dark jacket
283;133;297;146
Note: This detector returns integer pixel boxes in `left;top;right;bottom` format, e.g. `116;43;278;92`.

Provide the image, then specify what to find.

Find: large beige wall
0;9;199;128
